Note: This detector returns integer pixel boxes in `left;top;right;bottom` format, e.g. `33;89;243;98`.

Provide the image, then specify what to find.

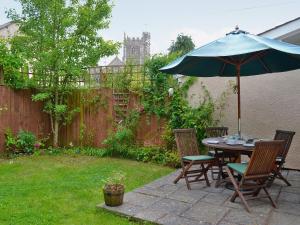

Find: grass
0;155;174;225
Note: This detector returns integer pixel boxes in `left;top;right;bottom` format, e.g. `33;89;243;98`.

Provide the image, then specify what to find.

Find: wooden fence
0;85;165;151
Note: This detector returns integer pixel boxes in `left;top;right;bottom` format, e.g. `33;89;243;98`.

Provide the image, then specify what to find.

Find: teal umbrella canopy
160;27;300;136
161;29;300;76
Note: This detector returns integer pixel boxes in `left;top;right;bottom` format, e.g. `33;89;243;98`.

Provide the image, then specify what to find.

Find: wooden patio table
202;137;254;187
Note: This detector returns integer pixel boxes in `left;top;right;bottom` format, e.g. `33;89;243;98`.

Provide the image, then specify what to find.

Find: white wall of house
0;22;18;39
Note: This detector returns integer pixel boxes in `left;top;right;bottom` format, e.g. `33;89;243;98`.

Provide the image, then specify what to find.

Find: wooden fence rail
0;86;164;151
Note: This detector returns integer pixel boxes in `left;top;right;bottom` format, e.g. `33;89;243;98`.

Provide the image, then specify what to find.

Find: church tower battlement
123;32;150;65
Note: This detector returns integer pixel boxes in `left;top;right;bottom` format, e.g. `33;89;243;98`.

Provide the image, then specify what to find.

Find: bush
127;147;180;167
5;129;37;155
17;130;36;154
102;128;134;157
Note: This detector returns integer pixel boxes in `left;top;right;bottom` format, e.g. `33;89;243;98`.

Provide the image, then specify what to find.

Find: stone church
108;32;151;66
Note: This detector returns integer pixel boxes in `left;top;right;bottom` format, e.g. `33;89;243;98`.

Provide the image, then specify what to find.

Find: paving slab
201;192;231;206
157;214;203;225
97;169;300;225
181;201;229;224
123;192;161;207
167;188;208;204
222;209;266;225
275;201;300;216
100;202;143;217
267;211;300;225
277;191;300;204
146;198;192;216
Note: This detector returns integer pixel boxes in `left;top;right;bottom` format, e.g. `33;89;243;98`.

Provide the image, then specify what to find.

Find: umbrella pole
236;64;241;137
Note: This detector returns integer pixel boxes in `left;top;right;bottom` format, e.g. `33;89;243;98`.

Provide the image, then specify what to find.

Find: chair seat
183;155;214;161
227;163;248;175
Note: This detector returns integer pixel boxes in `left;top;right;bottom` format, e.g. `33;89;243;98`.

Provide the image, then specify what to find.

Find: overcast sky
1;0;300;65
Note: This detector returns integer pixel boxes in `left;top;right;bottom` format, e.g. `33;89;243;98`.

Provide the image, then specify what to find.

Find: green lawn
0;155;173;225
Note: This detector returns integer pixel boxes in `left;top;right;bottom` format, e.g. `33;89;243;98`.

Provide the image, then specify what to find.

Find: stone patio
98;169;300;225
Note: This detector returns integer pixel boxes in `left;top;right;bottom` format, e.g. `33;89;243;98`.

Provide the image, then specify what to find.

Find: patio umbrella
160;27;300;136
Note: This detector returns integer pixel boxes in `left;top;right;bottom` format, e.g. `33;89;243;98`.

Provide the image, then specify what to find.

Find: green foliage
127;147;180;167
142;53;230;150
16;130;37;154
142;53;180;117
5;129;37;154
79;124;96;147
0;40;29;89
102;109;140;156
103;128;135;156
31;92;51;101
168;33;195;55
102;171;126;187
42;146;180;168
4;129;17;154
7;0;120;146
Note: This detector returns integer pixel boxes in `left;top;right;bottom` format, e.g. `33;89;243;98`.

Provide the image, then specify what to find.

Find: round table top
202;137;254;154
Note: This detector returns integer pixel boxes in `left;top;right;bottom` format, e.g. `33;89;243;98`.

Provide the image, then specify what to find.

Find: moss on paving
0;155;173;225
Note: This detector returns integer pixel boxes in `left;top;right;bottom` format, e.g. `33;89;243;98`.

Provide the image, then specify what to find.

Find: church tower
123;32;150;65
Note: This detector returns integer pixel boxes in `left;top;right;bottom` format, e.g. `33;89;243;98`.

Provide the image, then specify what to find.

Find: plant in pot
103;171;125;207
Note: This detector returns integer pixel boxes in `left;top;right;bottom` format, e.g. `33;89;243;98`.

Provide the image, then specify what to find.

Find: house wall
188;69;300;169
0;23;18;39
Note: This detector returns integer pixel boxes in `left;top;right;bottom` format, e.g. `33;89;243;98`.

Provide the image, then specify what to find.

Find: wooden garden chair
269;130;295;186
206;127;228;181
173;128;216;190
206;127;237;185
225;140;284;213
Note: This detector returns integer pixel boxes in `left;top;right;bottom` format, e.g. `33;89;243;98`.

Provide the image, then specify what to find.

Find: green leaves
32;92;51;101
168;33;195;56
0;40;27;89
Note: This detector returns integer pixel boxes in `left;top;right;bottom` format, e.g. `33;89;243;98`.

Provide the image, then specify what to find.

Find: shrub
16;130;36;154
4;128;17;154
102;128;134;157
5;129;37;154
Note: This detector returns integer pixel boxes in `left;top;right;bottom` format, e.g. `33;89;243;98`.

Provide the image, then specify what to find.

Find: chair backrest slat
274;130;295;160
174;129;199;158
245;140;284;177
206;127;228;138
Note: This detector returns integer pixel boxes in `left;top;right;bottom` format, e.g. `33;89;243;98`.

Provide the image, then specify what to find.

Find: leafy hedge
40;146;181;168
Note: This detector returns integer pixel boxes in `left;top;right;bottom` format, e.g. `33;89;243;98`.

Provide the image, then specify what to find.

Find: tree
168;33;195;55
0;40;26;88
8;0;119;146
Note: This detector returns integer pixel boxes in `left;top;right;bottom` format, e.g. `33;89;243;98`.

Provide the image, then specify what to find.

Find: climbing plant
141;54;231;150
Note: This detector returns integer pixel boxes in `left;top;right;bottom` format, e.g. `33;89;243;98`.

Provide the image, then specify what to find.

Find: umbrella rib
258;57;272;73
241;50;268;65
218;57;237;65
219;62;227;75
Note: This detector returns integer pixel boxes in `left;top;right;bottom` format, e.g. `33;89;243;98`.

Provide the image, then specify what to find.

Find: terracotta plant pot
103;184;124;207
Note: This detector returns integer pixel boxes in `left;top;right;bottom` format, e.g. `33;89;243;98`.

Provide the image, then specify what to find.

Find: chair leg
277;172;291;186
225;167;251;213
173;161;193;184
215;160;224;188
201;163;210;187
173;171;184;184
263;187;277;208
230;191;238;202
183;162;194;190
